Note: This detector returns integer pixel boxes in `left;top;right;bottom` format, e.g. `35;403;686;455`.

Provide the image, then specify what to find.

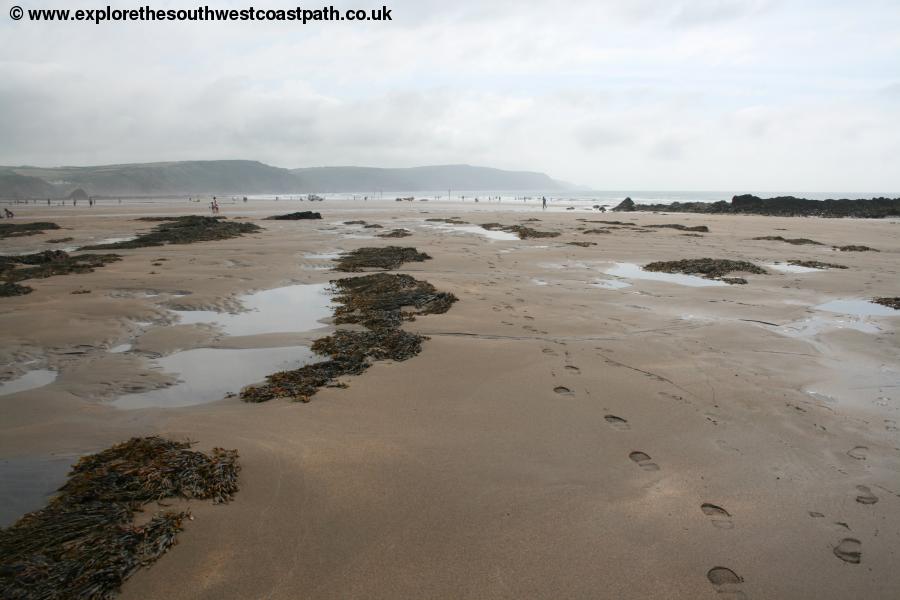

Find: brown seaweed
752;236;823;245
81;216;260;249
834;245;878;252
872;297;899;310
481;223;560;239
0;437;239;599
644;258;766;283
0;282;32;297
787;260;847;269
0;250;121;296
334;246;431;272
646;224;709;232
0;222;61;239
377;229;413;238
241;272;457;403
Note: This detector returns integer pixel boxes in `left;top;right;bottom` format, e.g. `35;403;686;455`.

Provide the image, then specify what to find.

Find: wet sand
1;200;899;598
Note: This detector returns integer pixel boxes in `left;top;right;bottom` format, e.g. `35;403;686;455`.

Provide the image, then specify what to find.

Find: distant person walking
542;196;547;209
4;208;14;218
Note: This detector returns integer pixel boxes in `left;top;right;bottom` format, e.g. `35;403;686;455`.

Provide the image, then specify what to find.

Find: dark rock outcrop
612;197;636;212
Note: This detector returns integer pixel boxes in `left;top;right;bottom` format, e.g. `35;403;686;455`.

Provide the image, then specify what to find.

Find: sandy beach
1;200;898;599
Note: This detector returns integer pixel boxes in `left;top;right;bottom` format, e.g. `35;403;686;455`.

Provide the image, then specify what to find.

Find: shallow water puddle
172;283;332;336
423;222;519;241
304;251;342;260
605;263;726;287
766;263;823;274
0;369;57;396
815;299;898;317
113;346;318;409
0;454;78;527
95;235;137;245
777;316;882;338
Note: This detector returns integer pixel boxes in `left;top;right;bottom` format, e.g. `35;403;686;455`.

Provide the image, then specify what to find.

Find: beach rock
266;211;322;220
612;197;635;211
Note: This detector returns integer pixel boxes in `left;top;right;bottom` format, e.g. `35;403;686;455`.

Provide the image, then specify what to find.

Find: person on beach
4;208;14;218
542;196;547;209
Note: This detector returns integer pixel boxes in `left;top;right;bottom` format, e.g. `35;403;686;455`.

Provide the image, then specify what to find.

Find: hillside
290;164;568;192
0;161;568;197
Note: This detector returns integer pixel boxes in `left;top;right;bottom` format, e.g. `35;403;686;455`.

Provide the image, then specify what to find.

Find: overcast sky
1;0;899;190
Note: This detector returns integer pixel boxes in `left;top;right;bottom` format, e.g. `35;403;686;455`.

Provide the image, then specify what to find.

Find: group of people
209;197;220;214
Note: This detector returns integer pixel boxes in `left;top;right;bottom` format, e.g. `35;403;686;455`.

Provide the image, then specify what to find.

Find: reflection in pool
113;346;318;409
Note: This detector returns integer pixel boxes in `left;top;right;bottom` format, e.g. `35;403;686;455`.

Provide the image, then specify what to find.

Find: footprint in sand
554;386;574;396
701;503;734;529
629;451;659;471
604;415;630;431
833;538;862;564
846;446;868;460
886;420;898;433
855;485;878;505
707;567;746;598
564;365;580;373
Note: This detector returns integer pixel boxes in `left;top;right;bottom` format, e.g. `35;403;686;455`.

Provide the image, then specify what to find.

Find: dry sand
1;199;899;599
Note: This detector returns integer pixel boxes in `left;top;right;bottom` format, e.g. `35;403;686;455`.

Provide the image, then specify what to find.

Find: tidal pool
604;263;726;287
113;345;318;409
423;223;519;241
303;251;342;260
815;299;898;317
767;263;822;274
0;454;78;527
172;283;332;336
0;369;57;397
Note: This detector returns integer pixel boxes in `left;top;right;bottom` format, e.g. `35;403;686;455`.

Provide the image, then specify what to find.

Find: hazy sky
2;0;899;190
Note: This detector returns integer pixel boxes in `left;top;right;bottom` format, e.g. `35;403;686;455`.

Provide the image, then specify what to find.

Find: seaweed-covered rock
753;236;823;245
0;222;60;239
0;437;239;600
480;223;560;239
335;246;431;272
265;211;321;220
617;195;900;218
787;260;847;269
332;272;457;329
644;258;766;283
425;218;468;224
378;229;412;238
81;216;260;249
646;224;709;232
0;250;121;292
0;282;32;296
872;297;899;310
566;241;596;247
834;245;878;252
